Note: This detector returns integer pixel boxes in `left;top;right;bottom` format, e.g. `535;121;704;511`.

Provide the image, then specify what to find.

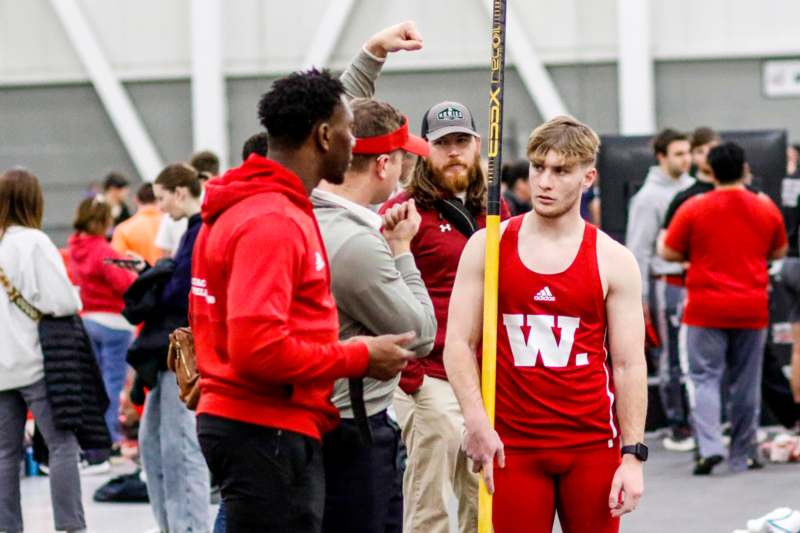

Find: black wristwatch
621;443;648;462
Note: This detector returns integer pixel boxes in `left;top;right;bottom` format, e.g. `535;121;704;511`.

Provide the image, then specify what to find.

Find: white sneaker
663;435;696;452
766;509;800;533
79;459;111;476
746;507;800;532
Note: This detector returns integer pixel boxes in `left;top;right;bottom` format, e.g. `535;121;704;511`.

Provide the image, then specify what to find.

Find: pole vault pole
478;0;507;531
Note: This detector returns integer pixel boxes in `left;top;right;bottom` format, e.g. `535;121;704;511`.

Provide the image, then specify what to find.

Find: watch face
623;444;649;461
637;443;649;461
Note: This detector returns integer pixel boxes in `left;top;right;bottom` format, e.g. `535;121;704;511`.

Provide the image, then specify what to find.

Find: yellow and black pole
479;0;507;532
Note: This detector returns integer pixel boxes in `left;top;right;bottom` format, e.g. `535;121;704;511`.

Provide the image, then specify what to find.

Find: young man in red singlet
444;116;648;532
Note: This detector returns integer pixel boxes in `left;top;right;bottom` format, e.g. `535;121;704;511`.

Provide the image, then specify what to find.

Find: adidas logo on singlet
534;286;556;302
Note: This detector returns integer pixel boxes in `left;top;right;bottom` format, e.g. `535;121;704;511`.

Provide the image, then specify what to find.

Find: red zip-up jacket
190;155;369;440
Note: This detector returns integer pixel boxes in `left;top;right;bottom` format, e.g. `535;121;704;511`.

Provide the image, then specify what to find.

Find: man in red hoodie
191;67;419;531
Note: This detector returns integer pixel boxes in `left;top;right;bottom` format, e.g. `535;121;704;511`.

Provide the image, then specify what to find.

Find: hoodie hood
67;233;106;263
311;189;383;231
201;155;312;224
644;165;693;189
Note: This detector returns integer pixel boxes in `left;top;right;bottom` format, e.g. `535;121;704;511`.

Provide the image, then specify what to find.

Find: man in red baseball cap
313;97;434;532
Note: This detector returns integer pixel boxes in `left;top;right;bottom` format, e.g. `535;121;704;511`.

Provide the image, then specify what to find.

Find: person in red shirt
381;100;510;532
68;196;137;462
445;116;648;533
662;142;788;475
191;66;420;531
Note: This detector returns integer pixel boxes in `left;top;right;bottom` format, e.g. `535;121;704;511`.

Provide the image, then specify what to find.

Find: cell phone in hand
103;258;143;268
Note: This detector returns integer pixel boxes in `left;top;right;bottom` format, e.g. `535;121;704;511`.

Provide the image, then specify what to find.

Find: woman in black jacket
124;164;210;532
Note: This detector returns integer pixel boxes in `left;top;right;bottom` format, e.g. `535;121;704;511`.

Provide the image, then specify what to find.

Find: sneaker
766;508;800;532
79;459;111;476
722;422;732;447
746;507;800;532
747;457;765;470
110;444;123;458
693;454;724;476
108;443;127;465
663;427;696;452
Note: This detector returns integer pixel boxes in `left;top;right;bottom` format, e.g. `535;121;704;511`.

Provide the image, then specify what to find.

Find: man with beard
381;101;509;533
445;116;647;533
191;69;418;532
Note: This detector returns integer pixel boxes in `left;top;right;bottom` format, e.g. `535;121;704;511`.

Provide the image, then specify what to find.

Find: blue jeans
83;318;133;444
652;279;691;431
213;503;226;533
140;371;210;532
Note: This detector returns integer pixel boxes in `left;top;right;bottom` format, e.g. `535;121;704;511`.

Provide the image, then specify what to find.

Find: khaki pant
393;376;478;533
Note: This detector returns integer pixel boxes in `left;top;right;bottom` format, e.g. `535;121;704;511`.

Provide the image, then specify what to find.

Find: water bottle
24;447;38;477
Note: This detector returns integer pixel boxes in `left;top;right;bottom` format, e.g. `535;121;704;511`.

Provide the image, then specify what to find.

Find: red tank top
494;215;618;450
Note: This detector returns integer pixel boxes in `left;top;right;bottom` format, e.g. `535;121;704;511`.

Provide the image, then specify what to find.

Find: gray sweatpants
686;326;766;472
0;379;84;533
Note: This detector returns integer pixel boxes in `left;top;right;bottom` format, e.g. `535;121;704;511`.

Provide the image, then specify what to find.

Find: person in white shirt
0;168;88;533
154;214;188;258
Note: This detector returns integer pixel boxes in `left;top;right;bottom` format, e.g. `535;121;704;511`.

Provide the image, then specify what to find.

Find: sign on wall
764;59;800;98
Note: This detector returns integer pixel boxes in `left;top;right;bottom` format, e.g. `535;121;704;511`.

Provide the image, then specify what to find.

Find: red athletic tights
493;444;621;533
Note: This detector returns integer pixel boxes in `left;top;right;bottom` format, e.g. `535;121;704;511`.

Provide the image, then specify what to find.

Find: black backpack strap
348;378;373;446
433;198;478;238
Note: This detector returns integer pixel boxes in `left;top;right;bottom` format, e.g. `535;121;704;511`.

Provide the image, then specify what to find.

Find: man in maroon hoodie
381;101;510;532
191;68;419;531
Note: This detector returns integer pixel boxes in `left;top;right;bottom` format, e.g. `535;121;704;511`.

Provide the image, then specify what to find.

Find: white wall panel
2;0;800;85
224;0;332;74
513;0;617;63
78;0;190;76
0;0;84;82
330;0;489;71
651;0;800;59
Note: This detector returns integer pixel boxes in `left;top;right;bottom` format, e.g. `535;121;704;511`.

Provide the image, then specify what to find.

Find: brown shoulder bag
166;327;201;410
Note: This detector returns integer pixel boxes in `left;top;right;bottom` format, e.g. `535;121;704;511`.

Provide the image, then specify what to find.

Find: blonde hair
526;115;600;167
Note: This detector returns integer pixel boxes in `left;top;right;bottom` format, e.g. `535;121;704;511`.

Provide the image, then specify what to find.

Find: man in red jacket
382;101;510;532
191;69;417;532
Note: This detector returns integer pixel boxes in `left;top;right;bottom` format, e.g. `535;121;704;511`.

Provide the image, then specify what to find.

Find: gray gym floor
18;436;800;533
